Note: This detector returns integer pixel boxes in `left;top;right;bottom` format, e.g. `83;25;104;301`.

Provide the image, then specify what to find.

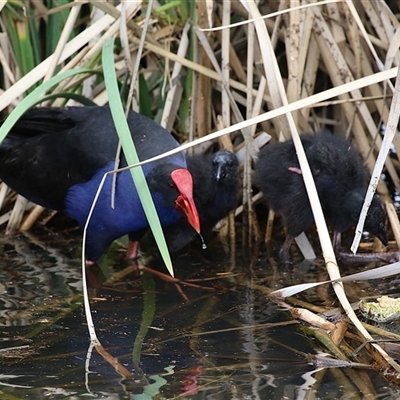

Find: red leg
126;240;140;260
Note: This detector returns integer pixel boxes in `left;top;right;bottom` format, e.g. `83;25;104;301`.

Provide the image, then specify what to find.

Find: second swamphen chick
164;150;239;252
254;132;388;263
0;106;200;262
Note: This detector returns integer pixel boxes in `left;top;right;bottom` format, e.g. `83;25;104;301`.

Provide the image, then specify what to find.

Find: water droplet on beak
199;232;207;250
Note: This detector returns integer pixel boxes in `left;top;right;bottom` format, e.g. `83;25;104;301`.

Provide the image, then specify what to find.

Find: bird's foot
336;249;400;264
278;250;293;266
278;236;295;265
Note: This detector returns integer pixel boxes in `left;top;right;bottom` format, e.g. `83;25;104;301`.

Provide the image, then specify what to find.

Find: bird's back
0;106;184;210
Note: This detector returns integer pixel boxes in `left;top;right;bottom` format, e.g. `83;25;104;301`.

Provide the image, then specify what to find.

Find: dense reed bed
1;0;400;388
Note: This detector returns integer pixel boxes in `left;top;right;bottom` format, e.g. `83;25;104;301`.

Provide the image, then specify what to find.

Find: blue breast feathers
64;161;182;259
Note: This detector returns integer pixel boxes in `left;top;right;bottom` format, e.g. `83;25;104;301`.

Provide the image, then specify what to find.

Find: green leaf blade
102;38;175;277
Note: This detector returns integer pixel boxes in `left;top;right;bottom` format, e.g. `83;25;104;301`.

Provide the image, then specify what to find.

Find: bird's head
344;190;387;246
212;150;239;183
364;193;387;246
147;164;200;233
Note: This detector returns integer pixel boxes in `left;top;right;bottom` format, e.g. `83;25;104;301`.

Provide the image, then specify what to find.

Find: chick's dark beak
216;164;224;181
375;229;388;247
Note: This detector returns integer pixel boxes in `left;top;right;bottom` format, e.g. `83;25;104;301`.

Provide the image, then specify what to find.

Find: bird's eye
169;182;175;189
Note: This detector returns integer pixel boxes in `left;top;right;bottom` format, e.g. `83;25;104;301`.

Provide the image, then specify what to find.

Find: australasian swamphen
0;106;200;262
164;150;239;252
254;131;391;263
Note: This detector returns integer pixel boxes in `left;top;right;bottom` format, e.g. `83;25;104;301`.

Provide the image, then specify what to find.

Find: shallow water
0;229;399;399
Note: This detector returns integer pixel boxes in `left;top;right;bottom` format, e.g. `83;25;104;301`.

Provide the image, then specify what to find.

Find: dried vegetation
1;0;400;389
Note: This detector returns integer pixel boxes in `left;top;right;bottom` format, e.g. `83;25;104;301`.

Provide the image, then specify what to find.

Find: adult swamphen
164;150;239;252
254;131;395;263
0;106;200;262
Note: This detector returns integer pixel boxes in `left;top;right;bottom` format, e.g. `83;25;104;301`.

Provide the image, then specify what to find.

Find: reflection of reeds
1;0;400;385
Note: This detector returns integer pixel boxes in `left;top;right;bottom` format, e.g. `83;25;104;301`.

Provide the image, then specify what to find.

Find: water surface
0;230;398;399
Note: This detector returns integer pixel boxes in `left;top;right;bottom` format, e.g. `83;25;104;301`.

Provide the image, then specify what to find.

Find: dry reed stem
350;1;385;72
0;183;8;210
341;5;362;81
6;196;28;235
285;0;301;127
247;2;291;139
45;2;82;82
119;1;134;74
290;308;335;330
300;35;319;125
125;0;149;115
242;15;256;243
330;320;348;346
0;42;15;85
264;209;274;246
213;13;247;84
196;1;213;139
221;0;230;133
160;22;190;131
385;28;400;69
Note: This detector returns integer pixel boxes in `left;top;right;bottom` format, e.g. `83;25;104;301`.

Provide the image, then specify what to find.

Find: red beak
171;169;200;233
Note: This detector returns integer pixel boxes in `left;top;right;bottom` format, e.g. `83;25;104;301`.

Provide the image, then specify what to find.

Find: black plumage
0;106;200;262
254;132;387;262
164;150;239;252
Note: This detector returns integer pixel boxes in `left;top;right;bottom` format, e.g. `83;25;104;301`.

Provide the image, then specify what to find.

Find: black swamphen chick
164;150;239;252
254;132;390;263
0;106;200;263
